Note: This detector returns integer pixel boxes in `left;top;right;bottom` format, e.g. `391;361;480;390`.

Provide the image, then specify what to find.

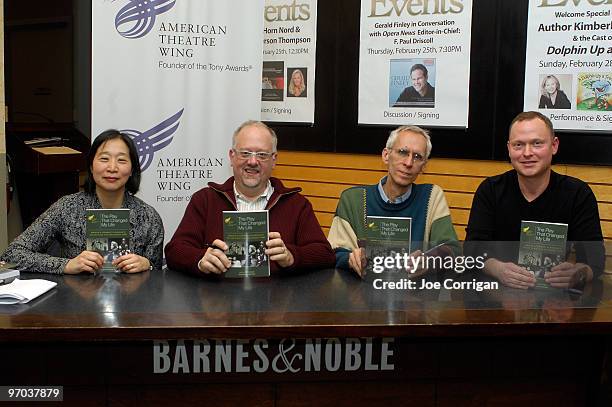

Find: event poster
524;0;612;131
261;0;317;123
358;0;473;127
92;1;264;244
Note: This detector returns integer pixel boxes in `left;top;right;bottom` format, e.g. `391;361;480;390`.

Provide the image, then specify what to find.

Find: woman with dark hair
538;75;571;109
1;130;164;274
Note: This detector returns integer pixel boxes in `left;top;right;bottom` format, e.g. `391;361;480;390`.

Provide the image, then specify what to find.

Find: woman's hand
64;251;104;274
113;253;151;273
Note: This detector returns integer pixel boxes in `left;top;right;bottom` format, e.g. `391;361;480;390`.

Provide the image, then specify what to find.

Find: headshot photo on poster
287;67;307;98
389;59;436;109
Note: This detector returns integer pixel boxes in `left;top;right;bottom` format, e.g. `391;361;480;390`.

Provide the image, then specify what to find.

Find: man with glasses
465;111;605;289
328;125;459;277
165;120;334;275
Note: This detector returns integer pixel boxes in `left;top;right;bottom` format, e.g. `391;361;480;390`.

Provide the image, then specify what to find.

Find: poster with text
524;0;612;131
261;0;317;123
92;0;264;245
358;0;473;127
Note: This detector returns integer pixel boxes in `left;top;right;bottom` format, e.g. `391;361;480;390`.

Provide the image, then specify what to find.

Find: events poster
261;0;317;123
358;0;473;127
524;0;612;131
92;0;264;244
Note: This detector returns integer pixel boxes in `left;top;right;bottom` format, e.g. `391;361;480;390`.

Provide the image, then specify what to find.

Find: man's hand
266;232;294;268
64;251;104;274
113;253;151;273
198;239;230;274
348;248;366;278
545;262;592;289
485;258;535;289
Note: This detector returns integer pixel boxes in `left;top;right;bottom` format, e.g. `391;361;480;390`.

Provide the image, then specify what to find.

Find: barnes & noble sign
153;338;395;374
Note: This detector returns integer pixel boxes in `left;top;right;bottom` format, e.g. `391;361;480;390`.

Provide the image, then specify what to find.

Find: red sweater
165;177;335;275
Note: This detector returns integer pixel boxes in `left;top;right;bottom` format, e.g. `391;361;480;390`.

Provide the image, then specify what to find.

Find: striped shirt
234;181;274;211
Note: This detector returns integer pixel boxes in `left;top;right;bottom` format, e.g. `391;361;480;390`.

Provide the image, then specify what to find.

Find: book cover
518;220;568;287
261;61;285;102
85;209;131;272
363;216;412;274
576;73;612;111
223;210;270;278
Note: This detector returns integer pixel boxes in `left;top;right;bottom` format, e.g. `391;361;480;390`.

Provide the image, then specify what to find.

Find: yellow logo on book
224;217;234;226
87;214;96;222
522;226;533;236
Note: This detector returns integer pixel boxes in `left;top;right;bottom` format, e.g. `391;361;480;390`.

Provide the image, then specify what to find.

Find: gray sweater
1;192;164;273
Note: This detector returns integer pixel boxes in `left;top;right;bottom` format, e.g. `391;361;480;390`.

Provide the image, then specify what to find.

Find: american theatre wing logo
122;109;184;171
115;0;176;39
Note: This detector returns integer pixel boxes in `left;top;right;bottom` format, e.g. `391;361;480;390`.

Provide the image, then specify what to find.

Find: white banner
92;0;264;244
358;0;473;127
524;0;612;131
261;0;317;123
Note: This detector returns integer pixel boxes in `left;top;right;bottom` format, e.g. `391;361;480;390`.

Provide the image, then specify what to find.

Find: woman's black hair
84;130;141;194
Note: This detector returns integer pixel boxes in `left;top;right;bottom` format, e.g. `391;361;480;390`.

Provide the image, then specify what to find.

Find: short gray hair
232;120;278;152
385;125;432;159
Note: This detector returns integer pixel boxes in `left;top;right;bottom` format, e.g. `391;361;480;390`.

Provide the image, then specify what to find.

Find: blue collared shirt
377;176;412;204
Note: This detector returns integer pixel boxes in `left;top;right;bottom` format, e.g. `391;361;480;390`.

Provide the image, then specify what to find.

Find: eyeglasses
233;149;276;161
392;148;426;163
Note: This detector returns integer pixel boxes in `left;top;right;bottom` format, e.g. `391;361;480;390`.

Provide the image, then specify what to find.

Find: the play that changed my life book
86;209;131;272
518;220;568;288
223;210;270;278
363;216;412;273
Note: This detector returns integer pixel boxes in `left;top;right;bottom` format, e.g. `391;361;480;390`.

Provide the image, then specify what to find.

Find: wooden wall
274;152;612;273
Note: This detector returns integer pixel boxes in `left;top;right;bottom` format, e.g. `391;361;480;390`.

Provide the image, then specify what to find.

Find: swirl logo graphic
122;109;184;172
115;0;176;39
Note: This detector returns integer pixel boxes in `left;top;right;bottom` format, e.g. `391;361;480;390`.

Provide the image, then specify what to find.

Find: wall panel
274;152;612;273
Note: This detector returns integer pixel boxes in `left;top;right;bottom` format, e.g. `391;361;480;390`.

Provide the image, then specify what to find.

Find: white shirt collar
233;180;274;210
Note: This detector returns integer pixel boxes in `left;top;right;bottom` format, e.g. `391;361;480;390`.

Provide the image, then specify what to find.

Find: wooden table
1;269;611;406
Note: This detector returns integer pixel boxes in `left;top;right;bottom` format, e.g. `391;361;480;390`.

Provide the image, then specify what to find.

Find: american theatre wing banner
358;0;473;127
92;0;264;243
